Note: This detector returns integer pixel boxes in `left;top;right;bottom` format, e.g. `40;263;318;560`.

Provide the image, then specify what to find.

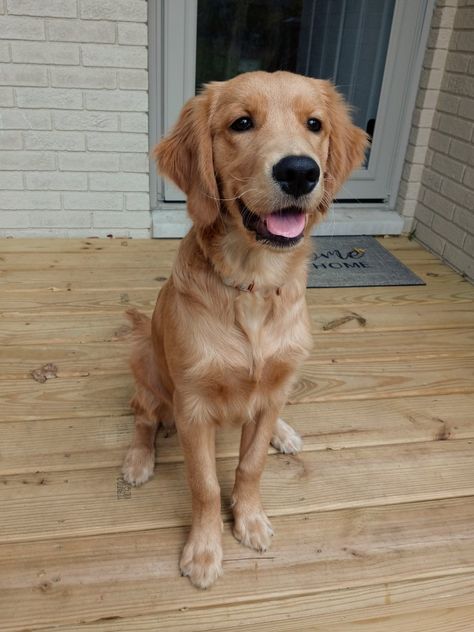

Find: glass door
196;0;394;157
155;0;433;212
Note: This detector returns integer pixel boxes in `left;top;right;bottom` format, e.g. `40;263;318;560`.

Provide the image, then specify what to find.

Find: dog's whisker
229;174;253;184
201;186;260;203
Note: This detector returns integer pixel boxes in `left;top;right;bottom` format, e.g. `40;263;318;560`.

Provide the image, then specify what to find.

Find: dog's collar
222;277;281;295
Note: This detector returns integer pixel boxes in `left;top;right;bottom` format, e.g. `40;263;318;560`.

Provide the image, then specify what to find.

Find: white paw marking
122;446;155;486
271;418;303;454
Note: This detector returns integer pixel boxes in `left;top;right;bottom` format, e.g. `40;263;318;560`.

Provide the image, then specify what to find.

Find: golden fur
122;71;367;588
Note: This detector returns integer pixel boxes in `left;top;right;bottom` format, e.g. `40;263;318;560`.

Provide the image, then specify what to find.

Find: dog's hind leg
270;417;303;455
122;308;172;486
122;389;163;486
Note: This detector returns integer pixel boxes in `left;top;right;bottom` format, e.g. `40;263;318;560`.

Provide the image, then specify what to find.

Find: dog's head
154;71;368;250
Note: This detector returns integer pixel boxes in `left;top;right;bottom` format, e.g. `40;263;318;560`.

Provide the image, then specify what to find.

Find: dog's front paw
122;446;155;486
270;417;303;454
233;504;274;552
180;530;223;589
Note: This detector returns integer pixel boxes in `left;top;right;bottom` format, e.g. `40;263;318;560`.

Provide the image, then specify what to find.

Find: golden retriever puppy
122;71;367;589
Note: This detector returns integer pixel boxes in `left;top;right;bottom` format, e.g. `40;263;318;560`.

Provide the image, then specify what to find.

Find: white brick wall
396;0;458;231
398;0;474;281
0;0;150;237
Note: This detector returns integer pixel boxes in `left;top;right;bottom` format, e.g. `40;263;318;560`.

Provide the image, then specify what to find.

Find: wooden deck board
2;439;474;543
0;260;459;292
0;236;473;631
2;393;473;475
22;577;474;632
1;274;472;316
1;355;473;423
1;499;473;631
0;240;437;269
2;328;474;381
2;302;474;348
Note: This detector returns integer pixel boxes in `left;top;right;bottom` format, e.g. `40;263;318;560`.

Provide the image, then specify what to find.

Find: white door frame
149;0;436;237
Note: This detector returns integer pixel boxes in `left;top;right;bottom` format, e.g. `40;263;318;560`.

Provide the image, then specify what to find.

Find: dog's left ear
319;81;369;212
153;85;220;227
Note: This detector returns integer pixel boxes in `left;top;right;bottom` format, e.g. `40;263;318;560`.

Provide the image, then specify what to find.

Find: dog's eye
230;116;253;132
307;118;322;133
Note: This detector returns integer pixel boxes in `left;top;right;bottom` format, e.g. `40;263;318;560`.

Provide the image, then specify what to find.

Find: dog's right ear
317;80;368;212
153;88;220;227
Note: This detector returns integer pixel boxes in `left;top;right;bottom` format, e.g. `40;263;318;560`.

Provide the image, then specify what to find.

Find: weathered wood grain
2;328;474;382
1;440;474;543
0;236;472;631
1;394;473;475
0;499;473;631
1;356;474;422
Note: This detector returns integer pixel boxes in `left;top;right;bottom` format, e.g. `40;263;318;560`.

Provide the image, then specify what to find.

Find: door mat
308;236;425;288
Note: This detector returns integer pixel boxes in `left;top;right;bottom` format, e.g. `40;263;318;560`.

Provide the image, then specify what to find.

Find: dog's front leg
176;404;223;589
232;408;277;552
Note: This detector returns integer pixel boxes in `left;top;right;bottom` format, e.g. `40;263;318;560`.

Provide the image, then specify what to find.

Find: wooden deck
1;236;474;632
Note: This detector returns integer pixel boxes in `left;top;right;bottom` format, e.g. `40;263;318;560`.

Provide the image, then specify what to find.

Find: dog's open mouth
238;200;306;247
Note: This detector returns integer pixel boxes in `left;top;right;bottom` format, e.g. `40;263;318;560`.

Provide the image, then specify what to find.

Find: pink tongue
266;212;305;238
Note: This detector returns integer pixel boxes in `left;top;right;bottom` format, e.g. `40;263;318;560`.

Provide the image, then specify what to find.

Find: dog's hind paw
270;418;303;454
122;446;155;486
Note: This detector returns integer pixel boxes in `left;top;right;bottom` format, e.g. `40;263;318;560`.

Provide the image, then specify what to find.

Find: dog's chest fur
234;291;292;376
179;288;311;425
235;291;272;375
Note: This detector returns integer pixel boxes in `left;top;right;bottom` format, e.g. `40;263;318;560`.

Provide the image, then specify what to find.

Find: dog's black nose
272;155;320;198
